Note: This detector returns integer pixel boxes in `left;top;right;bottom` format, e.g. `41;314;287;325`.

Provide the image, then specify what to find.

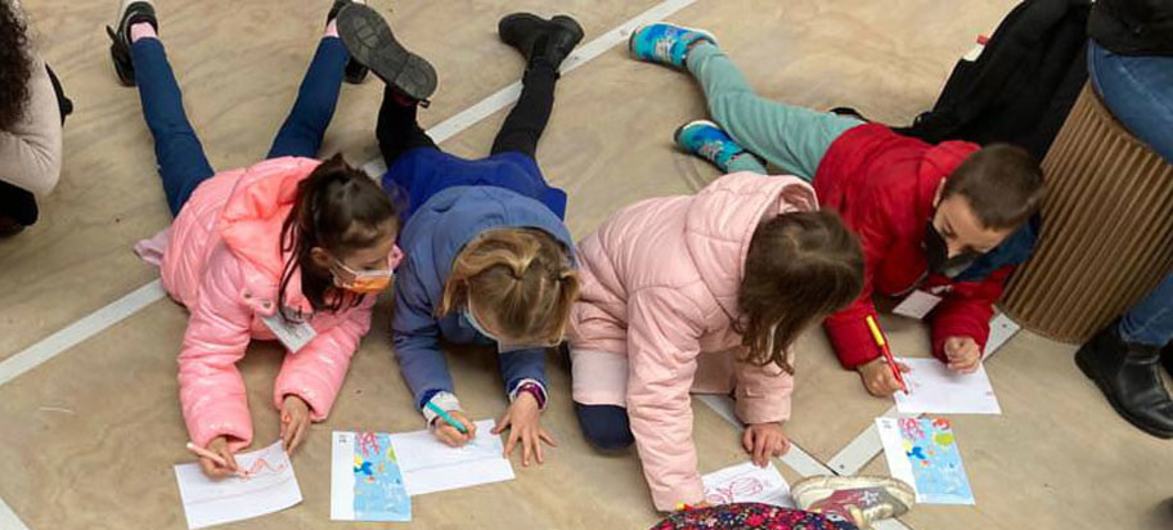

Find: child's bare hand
742;422;790;467
280;395;311;453
857;357;910;397
198;436;239;478
944;336;982;374
432;410;477;447
493;392;556;467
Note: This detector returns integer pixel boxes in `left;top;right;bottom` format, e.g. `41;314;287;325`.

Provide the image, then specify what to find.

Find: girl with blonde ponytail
345;5;585;466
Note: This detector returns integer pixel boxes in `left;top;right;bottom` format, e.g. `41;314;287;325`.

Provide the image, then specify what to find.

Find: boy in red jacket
630;23;1045;396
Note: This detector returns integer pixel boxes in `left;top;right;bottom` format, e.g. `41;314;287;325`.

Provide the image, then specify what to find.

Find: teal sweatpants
686;42;863;180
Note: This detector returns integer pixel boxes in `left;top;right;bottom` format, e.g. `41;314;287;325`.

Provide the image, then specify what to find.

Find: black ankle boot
1163;342;1173;378
1075;322;1173;438
498;13;584;72
105;0;158;86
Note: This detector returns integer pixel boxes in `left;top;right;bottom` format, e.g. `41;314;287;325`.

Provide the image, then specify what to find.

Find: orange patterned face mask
332;259;393;294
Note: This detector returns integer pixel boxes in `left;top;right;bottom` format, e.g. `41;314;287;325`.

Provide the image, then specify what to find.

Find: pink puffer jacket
158;157;378;450
566;172;816;511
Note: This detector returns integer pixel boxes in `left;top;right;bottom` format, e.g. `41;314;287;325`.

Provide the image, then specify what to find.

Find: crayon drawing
877;417;975;505
331;431;411;522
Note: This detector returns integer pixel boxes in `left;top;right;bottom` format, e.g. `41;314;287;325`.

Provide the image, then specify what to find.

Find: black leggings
377;62;559;165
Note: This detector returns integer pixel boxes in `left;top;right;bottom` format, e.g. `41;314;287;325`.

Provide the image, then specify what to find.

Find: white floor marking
825;312;1023;476
0;496;29;530
1;0;704;392
697;394;832;478
0;280;166;387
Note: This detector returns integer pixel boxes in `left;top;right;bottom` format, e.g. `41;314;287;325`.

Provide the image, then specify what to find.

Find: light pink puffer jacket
159;157;376;450
567;172;816;511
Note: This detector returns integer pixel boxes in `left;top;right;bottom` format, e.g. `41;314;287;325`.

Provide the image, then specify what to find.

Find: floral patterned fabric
650;503;859;530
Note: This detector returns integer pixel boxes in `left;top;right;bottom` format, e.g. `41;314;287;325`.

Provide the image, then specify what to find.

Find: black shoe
327;0;370;84
336;3;436;101
1163;342;1173;378
1075;321;1173;439
0;216;25;238
498;13;584;72
105;0;158;87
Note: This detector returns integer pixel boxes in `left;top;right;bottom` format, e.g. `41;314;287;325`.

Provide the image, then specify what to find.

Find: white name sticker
261;312;317;353
892;289;944;320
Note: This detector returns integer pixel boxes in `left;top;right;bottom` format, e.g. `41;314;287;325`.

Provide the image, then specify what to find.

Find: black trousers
376;62;559;166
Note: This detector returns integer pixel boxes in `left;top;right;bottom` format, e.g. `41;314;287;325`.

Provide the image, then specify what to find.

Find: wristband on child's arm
510;379;547;410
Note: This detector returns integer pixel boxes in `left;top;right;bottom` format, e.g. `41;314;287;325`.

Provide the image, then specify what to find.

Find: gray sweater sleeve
0;55;63;196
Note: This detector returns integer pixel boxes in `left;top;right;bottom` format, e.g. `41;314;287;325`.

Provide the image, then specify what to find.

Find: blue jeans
132;36;349;215
1087;40;1173;348
1119;273;1173;348
1087;39;1173;163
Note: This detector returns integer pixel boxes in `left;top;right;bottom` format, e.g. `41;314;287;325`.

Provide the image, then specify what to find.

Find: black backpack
848;0;1093;160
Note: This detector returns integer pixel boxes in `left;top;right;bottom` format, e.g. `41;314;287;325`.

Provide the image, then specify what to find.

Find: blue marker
425;401;469;434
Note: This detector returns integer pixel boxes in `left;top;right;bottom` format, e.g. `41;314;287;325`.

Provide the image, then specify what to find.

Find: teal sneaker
628;22;717;69
674;120;754;172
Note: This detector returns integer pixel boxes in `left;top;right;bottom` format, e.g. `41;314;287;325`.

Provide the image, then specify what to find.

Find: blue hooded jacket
389;182;576;410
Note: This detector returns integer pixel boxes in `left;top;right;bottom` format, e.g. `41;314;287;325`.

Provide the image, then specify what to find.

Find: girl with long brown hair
109;0;405;477
566;173;864;512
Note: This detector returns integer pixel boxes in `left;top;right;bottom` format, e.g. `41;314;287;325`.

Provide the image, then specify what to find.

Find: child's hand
857;357;911;397
432;410;478;447
198;436;239;478
742;422;790;467
944;336;982;374
280;395;311;453
493;392;557;467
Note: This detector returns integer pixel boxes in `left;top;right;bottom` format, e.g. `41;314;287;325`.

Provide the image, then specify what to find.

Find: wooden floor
2;1;1170;529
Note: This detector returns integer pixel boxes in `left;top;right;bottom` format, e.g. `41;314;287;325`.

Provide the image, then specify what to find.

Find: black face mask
924;221;980;277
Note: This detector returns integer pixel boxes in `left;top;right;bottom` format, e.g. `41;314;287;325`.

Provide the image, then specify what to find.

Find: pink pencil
185;442;248;477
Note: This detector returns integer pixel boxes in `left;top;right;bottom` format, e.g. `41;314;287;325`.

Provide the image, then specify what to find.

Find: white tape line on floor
2;0;705;391
362;0;701;177
0;280;166;387
0;496;29;530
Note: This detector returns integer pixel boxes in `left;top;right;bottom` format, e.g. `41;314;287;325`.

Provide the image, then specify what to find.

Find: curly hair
0;0;33;131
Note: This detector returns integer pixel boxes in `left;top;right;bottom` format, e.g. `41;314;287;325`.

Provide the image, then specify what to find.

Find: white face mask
463;304;561;353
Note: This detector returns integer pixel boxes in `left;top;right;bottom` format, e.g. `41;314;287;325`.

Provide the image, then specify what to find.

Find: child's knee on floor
574;402;635;451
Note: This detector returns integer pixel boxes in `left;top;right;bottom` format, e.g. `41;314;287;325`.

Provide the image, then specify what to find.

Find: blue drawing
352;432;411;521
898;417;974;505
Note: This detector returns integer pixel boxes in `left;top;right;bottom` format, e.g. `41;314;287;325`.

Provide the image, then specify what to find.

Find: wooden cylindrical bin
1001;84;1173;344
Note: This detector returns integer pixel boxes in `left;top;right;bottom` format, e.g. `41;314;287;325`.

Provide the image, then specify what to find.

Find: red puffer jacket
813;124;1015;368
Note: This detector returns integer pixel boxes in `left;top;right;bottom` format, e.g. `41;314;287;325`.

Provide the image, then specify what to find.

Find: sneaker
674;119;756;173
498;13;584;71
792;475;915;529
327;0;370;84
628;22;716;69
336;3;437;102
105;0;158;86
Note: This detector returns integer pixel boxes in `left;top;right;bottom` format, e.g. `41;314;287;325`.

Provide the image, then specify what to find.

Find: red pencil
865;315;908;394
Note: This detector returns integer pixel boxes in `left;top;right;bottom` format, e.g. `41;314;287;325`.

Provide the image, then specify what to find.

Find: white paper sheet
702;462;793;508
893;357;1001;414
174;440;302;529
388;419;515;496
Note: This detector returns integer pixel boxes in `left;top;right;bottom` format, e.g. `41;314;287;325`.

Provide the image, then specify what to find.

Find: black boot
498;13;584;72
1163;342;1173;378
1075;321;1173;438
105;0;158;86
336;3;437;101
